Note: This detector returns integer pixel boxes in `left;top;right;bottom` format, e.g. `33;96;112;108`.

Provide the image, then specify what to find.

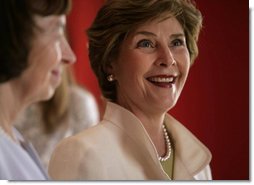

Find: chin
161;99;178;112
39;88;56;102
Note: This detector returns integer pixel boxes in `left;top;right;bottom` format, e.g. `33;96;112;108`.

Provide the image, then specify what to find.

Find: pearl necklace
158;124;172;162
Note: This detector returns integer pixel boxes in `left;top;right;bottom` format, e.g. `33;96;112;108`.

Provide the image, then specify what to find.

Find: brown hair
87;0;203;102
0;0;71;83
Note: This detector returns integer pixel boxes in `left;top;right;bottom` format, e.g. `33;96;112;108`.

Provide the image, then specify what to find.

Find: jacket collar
164;115;212;179
103;102;212;180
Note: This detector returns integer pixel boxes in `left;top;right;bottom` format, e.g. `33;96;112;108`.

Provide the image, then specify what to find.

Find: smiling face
14;15;76;104
111;17;190;115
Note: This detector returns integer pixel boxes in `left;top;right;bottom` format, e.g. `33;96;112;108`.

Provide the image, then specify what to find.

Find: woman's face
16;15;76;103
112;17;190;114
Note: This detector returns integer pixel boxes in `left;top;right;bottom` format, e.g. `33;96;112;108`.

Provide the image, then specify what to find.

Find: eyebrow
134;31;185;39
134;31;157;37
170;33;185;39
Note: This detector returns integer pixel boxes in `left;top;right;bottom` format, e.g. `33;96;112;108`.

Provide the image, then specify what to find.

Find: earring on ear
107;74;115;82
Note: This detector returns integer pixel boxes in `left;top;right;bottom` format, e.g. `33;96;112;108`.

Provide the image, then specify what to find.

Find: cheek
30;40;61;68
182;55;191;77
180;61;190;78
115;61;151;101
26;46;61;84
42;41;62;65
115;53;149;84
175;50;191;77
176;57;190;97
54;41;62;62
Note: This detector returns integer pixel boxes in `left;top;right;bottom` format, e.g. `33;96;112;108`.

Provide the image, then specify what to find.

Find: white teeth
150;77;174;83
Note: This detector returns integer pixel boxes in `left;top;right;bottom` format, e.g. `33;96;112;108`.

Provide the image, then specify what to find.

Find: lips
146;75;177;88
51;69;61;77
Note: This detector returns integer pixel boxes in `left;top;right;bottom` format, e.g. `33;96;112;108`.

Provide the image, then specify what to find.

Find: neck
133;107;167;157
117;97;167;157
0;81;26;141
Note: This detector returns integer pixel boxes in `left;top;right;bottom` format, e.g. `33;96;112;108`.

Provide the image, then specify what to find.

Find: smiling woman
0;0;75;180
112;17;190;113
49;0;212;180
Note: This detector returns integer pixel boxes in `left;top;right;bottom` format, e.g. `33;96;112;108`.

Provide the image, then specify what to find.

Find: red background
66;0;249;180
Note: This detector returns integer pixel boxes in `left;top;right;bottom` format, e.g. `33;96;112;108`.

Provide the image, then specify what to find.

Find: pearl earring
107;74;114;82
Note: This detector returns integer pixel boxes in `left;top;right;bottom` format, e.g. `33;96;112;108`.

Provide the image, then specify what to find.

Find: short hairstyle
0;0;71;83
87;0;203;102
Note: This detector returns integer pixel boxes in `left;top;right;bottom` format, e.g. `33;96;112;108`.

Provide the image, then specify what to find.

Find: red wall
67;0;249;180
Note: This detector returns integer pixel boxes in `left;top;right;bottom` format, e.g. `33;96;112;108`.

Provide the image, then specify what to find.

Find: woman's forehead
129;17;183;37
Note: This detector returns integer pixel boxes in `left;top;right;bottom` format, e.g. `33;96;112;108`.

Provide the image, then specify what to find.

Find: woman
49;0;212;180
0;0;75;180
15;67;99;170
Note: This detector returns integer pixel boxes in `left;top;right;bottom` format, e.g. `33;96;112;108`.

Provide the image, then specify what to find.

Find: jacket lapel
104;102;211;180
103;102;169;179
164;114;212;179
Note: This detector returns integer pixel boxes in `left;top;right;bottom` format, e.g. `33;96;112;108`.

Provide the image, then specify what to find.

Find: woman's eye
172;39;185;47
137;39;155;48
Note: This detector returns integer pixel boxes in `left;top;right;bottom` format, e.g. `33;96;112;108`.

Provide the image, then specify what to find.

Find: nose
155;46;176;67
61;38;76;65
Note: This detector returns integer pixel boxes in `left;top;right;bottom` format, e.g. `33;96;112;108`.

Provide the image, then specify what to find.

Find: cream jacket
49;102;212;180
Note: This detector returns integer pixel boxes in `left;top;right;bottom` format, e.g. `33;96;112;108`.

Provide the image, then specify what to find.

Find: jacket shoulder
48;122;115;180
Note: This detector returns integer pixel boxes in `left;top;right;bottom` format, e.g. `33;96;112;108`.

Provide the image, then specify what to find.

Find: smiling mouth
146;76;177;88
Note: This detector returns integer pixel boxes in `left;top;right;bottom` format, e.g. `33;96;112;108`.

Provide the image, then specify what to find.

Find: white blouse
0;127;48;180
